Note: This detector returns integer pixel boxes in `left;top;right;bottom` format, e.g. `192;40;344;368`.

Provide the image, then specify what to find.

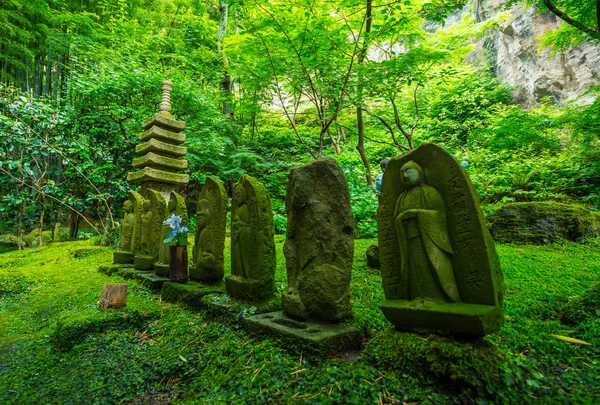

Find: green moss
560;281;600;325
363;328;504;392
51;309;153;352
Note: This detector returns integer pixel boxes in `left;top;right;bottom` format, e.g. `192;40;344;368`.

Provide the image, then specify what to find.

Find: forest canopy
1;0;599;246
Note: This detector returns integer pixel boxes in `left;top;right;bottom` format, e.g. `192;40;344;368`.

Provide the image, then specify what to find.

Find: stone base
113;250;134;264
99;263;134;276
117;269;149;279
154;263;170;278
134;255;155;270
243;311;362;354
380;300;504;336
133;272;169;291
225;275;274;301
161;281;226;309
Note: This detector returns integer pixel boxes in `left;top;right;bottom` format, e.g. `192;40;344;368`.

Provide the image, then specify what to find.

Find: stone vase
169;245;189;283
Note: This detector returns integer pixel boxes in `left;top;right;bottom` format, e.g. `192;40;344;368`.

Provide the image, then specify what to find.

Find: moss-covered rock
22;230;53;247
365;244;380;268
488;202;600;244
363;328;504;392
560;281;600;325
51;310;152;352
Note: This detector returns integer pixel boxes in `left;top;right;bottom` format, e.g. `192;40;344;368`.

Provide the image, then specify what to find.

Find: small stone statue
393;161;460;305
134;189;166;270
225;175;276;301
119;200;135;251
190;176;227;283
378;143;505;335
140;200;153;255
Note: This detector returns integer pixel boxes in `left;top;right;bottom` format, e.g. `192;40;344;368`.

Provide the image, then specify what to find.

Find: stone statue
393;161;460;305
119;200;135;251
190;177;227;283
377;143;505;335
154;192;187;277
134;189;166;270
140;200;153;255
113;191;145;264
225;175;276;301
282;157;354;323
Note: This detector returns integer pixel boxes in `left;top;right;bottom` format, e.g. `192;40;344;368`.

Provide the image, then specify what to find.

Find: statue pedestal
113;250;134;264
225;274;274;301
242;311;362;355
134;255;154;270
381;300;504;336
154;263;170;277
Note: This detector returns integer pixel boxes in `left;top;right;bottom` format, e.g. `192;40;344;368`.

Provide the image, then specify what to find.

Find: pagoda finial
159;80;173;114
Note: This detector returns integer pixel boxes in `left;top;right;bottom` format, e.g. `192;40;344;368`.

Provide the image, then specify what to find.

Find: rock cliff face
474;0;600;106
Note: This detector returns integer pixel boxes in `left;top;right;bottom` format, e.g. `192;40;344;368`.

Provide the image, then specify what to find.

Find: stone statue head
400;161;424;187
167;195;177;213
143;199;151;212
233;184;247;205
123;199;132;213
196;199;211;228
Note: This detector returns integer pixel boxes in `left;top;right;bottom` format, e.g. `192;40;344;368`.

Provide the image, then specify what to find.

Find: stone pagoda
127;80;189;194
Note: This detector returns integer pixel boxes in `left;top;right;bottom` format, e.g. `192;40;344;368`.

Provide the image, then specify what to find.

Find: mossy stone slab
142;113;186;132
127;167;189;186
381;300;504;335
161;281;226;309
154;263;169;278
133;272;169;291
133;152;188;171
113;250;134;264
134;254;154;270
139;125;186;145
243;311;362;355
136;138;187;158
117;268;150;279
226;275;273;301
99;263;134;276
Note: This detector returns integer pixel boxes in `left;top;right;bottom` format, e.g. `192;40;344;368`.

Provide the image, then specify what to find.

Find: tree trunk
38;194;46;246
16;198;24;250
98;284;128;309
355;0;374;188
69;211;80;239
44;49;52;96
53;54;61;101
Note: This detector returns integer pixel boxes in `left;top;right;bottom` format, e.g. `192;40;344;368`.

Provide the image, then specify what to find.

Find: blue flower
460;160;469;168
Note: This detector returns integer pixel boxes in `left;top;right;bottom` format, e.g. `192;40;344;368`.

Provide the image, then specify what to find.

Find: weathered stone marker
191;176;227;283
98;284;128;309
377;143;504;335
155;192;188;277
113;191;145;264
282;157;354;322
243;158;361;353
226;175;276;300
134;190;166;270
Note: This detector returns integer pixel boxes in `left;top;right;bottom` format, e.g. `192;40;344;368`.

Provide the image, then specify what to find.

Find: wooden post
98;284;128;309
169;245;189;283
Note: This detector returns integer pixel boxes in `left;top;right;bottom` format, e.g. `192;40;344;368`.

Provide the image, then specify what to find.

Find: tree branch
543;0;599;37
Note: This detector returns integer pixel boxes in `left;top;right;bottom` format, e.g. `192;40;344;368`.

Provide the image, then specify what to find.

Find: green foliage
2;237;600;403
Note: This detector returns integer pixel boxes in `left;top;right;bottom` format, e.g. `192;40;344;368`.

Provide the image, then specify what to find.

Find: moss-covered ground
1;237;599;404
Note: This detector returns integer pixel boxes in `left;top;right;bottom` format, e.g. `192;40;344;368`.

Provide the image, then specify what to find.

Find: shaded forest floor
1;237;600;404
